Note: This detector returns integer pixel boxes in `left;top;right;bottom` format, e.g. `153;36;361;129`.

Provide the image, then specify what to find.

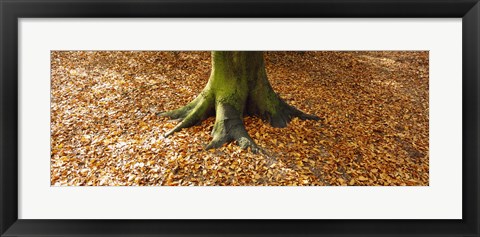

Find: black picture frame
1;0;479;236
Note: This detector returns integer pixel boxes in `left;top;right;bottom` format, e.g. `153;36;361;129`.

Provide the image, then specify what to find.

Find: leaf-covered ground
51;51;429;186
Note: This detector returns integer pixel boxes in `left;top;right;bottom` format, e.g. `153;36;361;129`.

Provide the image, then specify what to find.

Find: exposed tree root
156;90;213;121
159;91;317;153
205;104;259;153
246;90;320;128
160;93;214;137
264;98;320;128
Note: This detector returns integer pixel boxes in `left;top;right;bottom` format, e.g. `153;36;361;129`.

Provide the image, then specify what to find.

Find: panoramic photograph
50;51;429;186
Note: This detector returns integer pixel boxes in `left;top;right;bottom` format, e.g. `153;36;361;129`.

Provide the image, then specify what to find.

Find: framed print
1;0;479;236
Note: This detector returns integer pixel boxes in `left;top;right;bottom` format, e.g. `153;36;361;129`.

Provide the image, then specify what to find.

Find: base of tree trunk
158;52;319;152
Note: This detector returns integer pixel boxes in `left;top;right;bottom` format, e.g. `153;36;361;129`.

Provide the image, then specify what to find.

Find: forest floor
51;51;429;186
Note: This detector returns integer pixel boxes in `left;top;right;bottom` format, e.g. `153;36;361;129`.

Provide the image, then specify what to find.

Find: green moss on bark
159;51;319;151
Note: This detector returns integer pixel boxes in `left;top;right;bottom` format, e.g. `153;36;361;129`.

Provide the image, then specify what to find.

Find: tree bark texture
158;51;318;152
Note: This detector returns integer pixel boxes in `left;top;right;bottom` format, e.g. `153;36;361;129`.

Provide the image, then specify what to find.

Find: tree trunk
158;51;318;152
